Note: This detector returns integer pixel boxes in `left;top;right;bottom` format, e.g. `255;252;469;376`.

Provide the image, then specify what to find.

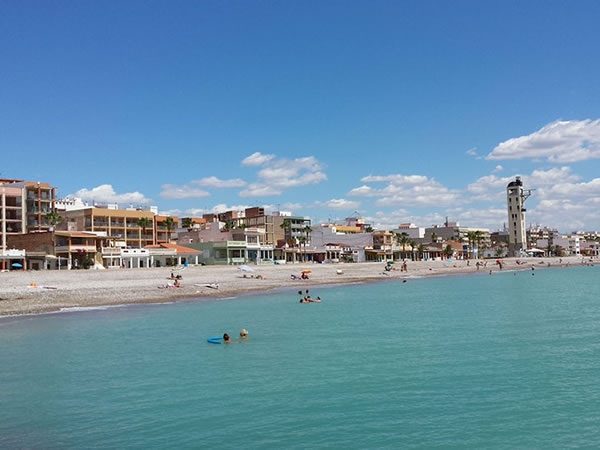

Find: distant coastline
0;256;593;317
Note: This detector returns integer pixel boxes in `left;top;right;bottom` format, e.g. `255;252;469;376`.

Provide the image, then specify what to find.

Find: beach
0;256;587;316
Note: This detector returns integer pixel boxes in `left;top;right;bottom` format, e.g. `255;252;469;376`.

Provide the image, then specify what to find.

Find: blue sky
2;1;600;231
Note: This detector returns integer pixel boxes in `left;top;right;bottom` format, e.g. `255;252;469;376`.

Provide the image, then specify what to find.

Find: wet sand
0;257;587;316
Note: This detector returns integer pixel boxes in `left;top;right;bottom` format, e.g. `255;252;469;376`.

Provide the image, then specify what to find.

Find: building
6;230;109;270
506;177;532;256
63;207;161;249
1;178;57;268
392;223;425;239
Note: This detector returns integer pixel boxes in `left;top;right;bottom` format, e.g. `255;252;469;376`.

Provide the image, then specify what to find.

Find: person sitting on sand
223;333;230;343
174;279;181;288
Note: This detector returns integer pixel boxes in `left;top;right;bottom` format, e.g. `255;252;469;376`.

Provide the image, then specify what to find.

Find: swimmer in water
223;333;230;343
240;329;248;339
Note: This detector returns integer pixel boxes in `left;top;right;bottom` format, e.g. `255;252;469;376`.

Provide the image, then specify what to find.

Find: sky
2;1;600;232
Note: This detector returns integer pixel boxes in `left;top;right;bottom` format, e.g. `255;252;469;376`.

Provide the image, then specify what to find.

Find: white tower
506;177;532;256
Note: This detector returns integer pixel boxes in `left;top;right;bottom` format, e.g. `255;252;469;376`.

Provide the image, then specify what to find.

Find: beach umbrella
11;262;23;268
301;269;312;273
238;265;255;272
387;260;394;265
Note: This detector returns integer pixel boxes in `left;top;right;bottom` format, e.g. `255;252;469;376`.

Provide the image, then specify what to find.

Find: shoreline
0;256;591;317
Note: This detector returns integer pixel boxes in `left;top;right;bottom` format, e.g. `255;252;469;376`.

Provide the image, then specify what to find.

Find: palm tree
182;217;194;232
298;236;306;262
417;243;425;261
280;219;292;245
409;240;417;261
44;210;62;230
443;244;453;259
303;225;312;262
164;217;175;243
397;233;410;258
137;217;152;244
466;231;478;259
495;246;504;257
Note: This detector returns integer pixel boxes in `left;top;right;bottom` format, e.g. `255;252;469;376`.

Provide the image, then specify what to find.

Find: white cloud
492;165;503;173
315;198;360;210
241;152;275;166
192;176;246;188
239;155;327;197
72;184;152;205
537;177;600;201
348;174;459;207
487;119;600;162
158;209;182;216
528;199;600;232
160;184;210;199
466;167;580;201
465;147;478;156
360;174;428;184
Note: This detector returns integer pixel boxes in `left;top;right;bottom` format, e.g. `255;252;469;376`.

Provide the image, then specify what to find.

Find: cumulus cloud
348;174;459;207
160;184;210;199
466;166;580;201
158;209;182;216
528;199;600;232
314;198;360;210
71;184;152;205
241;152;275;166
192;176;246;188
239;155;327;197
465;147;478;156
492;165;503;173
487;119;600;162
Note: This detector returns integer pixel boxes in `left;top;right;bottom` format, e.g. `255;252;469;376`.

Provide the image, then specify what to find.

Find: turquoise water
1;266;600;448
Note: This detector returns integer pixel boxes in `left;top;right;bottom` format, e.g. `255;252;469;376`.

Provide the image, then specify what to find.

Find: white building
507;177;532;256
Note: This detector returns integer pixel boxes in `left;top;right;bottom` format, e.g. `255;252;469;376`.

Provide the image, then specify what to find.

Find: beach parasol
387;260;394;265
301;269;312;273
238;265;255;273
12;263;23;268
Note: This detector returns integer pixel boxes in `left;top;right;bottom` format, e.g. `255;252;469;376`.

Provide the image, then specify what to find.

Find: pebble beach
0;256;587;316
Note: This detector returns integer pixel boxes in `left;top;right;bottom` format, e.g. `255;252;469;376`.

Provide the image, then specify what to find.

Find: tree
466;231;478;259
396;233;410;258
443;244;453;259
298;236;306;262
495;246;504;257
431;232;438;243
417;243;425;261
44;210;62;230
280;219;292;245
303;225;312;262
164;217;175;243
364;226;374;233
182;217;194;232
137;217;152;244
409;240;417;261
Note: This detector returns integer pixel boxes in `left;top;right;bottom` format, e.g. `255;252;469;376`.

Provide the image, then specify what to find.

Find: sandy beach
0;256;588;316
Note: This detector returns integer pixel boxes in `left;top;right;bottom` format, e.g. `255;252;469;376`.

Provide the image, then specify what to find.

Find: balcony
55;245;97;253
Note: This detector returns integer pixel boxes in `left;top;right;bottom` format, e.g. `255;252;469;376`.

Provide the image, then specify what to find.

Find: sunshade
238;265;255;272
11;263;23;268
301;269;312;273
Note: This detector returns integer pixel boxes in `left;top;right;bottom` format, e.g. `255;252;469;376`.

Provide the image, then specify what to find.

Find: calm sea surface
1;265;599;448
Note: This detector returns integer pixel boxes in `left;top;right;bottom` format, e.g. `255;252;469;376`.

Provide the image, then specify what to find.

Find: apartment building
63;207;158;248
1;178;56;267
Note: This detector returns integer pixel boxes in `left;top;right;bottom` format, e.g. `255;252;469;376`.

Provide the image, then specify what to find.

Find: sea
1;265;599;448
